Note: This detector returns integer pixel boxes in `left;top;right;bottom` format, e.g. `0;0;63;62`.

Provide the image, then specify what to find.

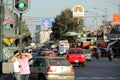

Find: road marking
76;77;117;80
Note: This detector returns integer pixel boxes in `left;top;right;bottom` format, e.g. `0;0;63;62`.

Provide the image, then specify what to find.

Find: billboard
41;18;54;28
113;14;120;22
73;5;84;18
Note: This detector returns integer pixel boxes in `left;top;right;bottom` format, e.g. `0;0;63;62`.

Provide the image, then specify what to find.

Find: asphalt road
74;57;120;80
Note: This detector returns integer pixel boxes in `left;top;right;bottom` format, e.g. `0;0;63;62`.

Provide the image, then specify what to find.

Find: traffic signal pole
13;0;30;54
0;0;4;61
19;13;22;54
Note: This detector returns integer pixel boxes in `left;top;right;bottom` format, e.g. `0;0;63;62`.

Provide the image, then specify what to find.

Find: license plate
58;76;66;79
74;60;78;62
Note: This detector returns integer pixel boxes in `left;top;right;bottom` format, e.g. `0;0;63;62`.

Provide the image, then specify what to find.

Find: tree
52;8;84;41
15;20;32;47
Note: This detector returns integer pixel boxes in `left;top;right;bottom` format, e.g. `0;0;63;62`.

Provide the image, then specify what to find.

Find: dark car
83;49;92;61
29;56;75;80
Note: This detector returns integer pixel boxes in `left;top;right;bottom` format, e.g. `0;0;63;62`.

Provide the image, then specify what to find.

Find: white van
58;40;69;56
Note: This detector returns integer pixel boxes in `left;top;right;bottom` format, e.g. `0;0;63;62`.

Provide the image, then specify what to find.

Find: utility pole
19;13;22;54
13;0;30;53
0;0;4;61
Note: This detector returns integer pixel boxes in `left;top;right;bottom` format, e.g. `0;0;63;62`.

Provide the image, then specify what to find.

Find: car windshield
69;50;83;54
49;59;71;66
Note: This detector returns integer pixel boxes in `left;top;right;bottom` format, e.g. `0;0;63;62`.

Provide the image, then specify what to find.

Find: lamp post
0;0;4;61
93;7;107;41
94;7;107;27
85;11;98;28
108;1;120;13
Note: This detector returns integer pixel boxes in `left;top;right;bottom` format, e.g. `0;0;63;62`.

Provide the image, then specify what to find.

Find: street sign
2;38;15;45
73;5;84;18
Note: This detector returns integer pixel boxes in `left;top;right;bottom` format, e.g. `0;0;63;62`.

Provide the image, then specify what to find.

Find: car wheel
38;74;45;80
78;63;82;67
82;63;86;67
89;59;92;62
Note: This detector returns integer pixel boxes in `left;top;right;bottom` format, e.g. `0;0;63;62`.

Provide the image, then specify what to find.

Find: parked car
83;49;92;61
29;56;75;80
66;48;86;67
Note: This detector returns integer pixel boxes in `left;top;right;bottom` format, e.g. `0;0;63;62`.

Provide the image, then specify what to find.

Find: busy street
0;56;120;80
75;57;120;80
0;0;120;80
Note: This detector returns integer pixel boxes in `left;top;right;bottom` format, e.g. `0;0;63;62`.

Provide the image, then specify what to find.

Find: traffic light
13;0;30;13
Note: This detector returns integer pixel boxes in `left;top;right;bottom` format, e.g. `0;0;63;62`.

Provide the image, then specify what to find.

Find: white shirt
13;58;20;72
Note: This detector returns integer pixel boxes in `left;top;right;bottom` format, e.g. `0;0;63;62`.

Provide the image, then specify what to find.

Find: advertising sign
73;5;84;18
113;14;120;22
41;18;54;28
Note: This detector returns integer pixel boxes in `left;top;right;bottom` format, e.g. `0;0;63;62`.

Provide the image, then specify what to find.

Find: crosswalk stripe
76;77;117;80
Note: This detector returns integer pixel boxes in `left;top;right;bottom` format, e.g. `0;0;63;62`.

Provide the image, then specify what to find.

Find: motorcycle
108;54;114;61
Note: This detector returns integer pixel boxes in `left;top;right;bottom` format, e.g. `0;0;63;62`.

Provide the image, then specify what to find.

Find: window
33;58;46;67
69;50;83;54
49;59;70;66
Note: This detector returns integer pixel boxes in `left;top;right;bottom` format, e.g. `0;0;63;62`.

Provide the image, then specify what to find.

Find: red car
66;48;86;67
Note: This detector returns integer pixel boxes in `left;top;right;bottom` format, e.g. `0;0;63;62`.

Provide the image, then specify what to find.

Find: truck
58;40;69;56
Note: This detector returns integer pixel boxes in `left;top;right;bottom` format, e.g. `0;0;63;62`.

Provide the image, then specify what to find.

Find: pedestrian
18;50;32;80
11;50;21;80
108;48;114;61
28;49;33;58
96;48;101;59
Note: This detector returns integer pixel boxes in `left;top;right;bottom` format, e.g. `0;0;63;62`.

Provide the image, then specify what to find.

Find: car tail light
82;55;85;58
47;66;52;72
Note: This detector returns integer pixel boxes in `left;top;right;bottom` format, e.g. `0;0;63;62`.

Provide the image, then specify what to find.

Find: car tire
82;63;86;67
38;74;45;80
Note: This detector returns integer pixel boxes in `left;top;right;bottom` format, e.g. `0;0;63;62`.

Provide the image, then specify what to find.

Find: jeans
21;74;29;80
14;72;21;80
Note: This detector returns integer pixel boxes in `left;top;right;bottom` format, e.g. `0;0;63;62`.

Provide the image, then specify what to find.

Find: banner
113;14;120;22
41;18;54;28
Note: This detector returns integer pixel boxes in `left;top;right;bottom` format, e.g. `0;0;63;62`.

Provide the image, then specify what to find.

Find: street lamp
93;7;108;40
85;10;98;28
93;7;107;27
108;1;120;13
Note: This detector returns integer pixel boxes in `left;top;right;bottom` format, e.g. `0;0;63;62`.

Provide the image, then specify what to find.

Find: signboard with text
72;5;84;18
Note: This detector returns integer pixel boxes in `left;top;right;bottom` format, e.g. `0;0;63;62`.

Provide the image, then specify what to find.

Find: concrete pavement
0;74;13;80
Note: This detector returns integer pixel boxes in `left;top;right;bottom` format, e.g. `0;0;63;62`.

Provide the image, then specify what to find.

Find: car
29;56;75;80
66;48;86;67
42;49;55;57
83;49;92;61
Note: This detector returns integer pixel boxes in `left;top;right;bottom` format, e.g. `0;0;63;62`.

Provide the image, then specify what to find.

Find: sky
22;0;120;37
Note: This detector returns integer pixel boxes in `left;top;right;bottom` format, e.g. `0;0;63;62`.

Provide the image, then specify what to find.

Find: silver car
29;56;75;80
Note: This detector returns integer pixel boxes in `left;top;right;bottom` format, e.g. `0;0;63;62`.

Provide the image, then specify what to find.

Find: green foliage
15;20;32;47
52;8;84;41
22;20;32;46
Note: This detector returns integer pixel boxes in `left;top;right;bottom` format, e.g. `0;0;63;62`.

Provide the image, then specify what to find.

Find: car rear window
69;50;83;54
84;50;90;54
33;58;46;67
49;59;71;66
